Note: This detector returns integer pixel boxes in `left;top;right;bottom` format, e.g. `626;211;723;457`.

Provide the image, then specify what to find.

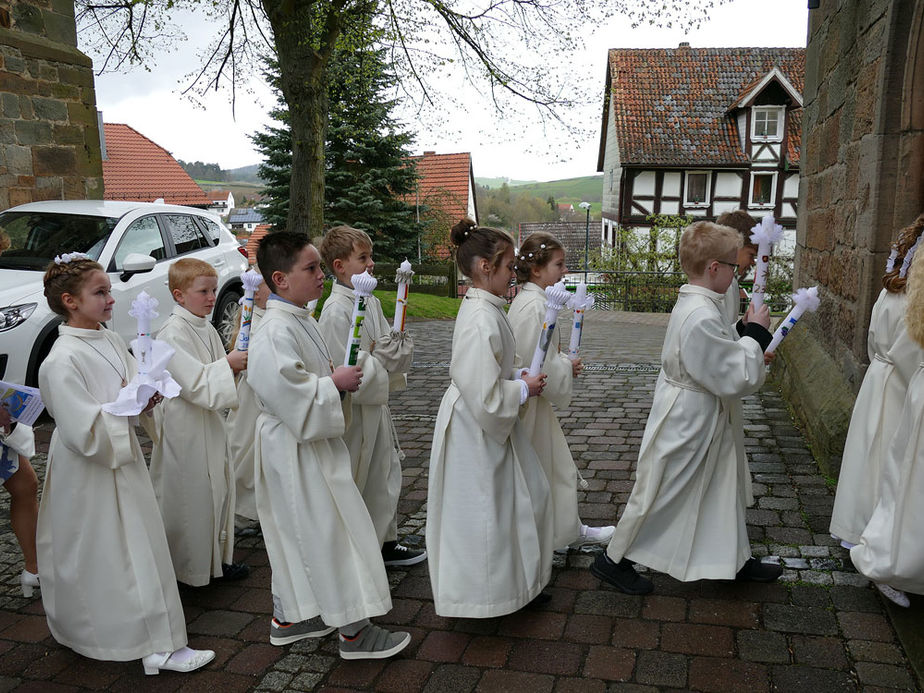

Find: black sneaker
219;562;250;581
590;553;654;595
381;541;427;567
735;557;783;582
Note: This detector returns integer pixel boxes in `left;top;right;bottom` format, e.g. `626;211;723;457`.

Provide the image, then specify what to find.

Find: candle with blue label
568;281;594;359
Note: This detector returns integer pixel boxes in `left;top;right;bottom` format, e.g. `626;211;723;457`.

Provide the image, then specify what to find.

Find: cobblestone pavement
0;312;919;691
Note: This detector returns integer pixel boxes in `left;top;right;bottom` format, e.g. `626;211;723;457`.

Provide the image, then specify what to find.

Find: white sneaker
142;647;215;675
876;582;910;608
569;524;615;549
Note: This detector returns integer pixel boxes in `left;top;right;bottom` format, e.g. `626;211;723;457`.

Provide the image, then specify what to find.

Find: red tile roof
601;47;805;167
406;152;476;225
102;123;212;207
245;224;271;264
206;190;231;201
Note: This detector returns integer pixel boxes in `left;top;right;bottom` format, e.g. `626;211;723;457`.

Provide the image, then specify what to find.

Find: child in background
317;227;423;566
715;210;759;328
0;407;39;598
38;254;213;675
426;218;552;618
248;232;410;659
150;258;248;586
507;232;614;551
226;272;271;530
849;218;924;608
592;221;778;594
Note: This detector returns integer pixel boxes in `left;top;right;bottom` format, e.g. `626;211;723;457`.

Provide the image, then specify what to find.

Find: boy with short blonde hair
150;257;248;586
591;221;779;593
317;226;424;567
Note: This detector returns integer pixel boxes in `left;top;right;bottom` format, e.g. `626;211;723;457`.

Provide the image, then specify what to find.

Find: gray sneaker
270;616;336;646
339;623;411;660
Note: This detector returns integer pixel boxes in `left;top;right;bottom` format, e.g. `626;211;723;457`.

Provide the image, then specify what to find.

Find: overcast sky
87;0;809;183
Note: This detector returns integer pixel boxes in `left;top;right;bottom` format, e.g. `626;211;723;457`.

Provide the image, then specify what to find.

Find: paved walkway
0;313;920;691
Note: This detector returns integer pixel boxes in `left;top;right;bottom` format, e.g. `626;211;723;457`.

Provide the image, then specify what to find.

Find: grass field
314;284;462;320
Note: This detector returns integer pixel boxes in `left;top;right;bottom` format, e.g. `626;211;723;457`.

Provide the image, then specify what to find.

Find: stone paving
0;311;919;691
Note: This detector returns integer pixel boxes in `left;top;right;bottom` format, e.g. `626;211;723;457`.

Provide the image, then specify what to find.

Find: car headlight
0;304;37;332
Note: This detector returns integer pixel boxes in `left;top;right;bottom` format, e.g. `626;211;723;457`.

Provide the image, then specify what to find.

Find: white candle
528;282;572;376
766;286;820;354
393;259;414;332
128;290;158;376
748;214;785;311
235;269;263;352
344;271;378;366
567;281;594;359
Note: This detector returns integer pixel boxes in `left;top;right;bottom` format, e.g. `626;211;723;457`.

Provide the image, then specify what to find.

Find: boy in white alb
715;210;759;329
150;258;248;586
317;226;424;567
248;231;410;659
592;221;780;594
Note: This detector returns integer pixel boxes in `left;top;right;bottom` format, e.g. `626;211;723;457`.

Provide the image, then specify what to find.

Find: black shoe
220;562;250;581
382;541;427;567
527;590;553;608
590;553;654;595
735;557;783;583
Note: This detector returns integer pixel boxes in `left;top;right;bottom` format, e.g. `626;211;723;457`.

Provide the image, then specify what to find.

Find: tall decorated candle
766;286;821;354
528;281;572;376
567;281;594;359
235;269;263;352
129;290;157;377
393;259;414;332
748;213;785;310
344;271;378;366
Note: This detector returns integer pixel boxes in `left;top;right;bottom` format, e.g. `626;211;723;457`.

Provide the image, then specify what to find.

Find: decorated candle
307;298;319;318
393;259;414;332
235;269;263;352
129;290;158;376
528;281;573;376
344;271;378;366
766;286;820;354
748;213;785;310
567;281;595;359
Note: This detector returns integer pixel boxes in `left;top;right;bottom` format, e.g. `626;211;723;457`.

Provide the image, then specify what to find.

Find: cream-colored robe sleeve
2;422;34;460
679;307;765;398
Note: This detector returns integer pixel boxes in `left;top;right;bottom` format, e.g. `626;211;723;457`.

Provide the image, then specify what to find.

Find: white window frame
751;106;784;142
749;171;778;208
683;171;711;208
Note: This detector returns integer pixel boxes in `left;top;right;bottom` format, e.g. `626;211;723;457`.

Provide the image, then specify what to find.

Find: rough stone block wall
0;0;103;211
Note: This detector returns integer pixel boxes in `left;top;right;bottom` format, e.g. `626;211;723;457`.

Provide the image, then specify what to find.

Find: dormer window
752;106;784;142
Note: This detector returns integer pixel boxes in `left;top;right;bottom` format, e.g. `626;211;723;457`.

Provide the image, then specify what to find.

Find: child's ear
61;292;78;312
332;258;344;275
171;288;184;303
271;270;287;291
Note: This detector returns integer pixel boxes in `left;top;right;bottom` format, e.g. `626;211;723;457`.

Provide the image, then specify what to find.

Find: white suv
0;200;249;386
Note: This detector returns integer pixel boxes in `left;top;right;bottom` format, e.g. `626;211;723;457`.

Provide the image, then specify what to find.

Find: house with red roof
597;44;805;247
206;190;235;217
101;123;212;207
406;151;478;258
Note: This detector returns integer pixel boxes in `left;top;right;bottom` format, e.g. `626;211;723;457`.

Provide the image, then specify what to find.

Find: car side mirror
120;253;157;282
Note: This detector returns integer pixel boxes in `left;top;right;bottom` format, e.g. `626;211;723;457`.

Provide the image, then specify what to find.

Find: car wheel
214;287;243;351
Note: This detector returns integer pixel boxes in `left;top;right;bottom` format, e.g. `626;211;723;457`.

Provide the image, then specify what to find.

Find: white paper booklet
0;380;45;426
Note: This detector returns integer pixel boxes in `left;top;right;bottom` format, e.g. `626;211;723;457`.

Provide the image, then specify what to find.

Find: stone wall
0;0;103;210
773;0;924;476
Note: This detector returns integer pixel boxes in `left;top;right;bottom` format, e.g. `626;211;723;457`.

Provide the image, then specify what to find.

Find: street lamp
579;202;592;282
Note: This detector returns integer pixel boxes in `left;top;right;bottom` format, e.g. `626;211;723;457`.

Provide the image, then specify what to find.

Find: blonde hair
450;217;514;278
43;258;105;317
883;213;924;294
515;232;564;284
318;226;373;273
168;257;217;293
679;221;742;277
905;249;924;348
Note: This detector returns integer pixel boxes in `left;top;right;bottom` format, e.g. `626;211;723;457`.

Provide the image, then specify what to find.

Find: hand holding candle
344;271;378;366
765;286;820;354
748;214;785;310
528;281;572;377
567;281;594;359
235;269;263;352
393;259;414;332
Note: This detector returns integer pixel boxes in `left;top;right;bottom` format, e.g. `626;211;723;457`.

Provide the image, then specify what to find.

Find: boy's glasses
716;260;739;272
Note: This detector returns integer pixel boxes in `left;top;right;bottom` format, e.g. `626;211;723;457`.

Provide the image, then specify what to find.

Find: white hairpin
54;252;90;265
540;244;546;249
885;247;899;274
900;234;923;278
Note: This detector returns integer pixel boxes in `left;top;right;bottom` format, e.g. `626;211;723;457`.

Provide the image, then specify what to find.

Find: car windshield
0;211;117;270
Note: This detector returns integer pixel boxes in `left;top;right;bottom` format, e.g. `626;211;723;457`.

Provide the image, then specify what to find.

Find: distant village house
206;190;235;217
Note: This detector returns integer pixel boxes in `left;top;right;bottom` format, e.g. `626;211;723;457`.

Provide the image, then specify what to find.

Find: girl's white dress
830;290;922;545
508;282;582;548
426;288;553;617
37;325;187;660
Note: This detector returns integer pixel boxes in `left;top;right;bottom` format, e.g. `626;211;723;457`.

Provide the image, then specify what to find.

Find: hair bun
450;218;477;247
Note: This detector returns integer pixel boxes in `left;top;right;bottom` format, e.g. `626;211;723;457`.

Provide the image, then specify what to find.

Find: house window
684;172;710;207
752;106;783;141
750;172;777;207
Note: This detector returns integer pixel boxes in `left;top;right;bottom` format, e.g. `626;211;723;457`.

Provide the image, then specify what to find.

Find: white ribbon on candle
749;214;785;310
528;281;572;376
765;286;820;354
235;269;263;352
344;271;378;366
102;291;181;416
393;259;414;333
567;281;594;359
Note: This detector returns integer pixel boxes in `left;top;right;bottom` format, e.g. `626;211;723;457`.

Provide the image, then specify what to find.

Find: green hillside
509;175;603;203
476;177;538;188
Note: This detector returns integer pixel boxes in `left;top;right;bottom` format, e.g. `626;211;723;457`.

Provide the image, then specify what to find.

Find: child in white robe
851;235;924;605
150;258;247;586
507;232;614;551
248;231;410;659
38;254;213;675
0;407;39;597
317;226;423;567
226;275;270;528
426;218;553;618
831;215;924;607
592;221;777;594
